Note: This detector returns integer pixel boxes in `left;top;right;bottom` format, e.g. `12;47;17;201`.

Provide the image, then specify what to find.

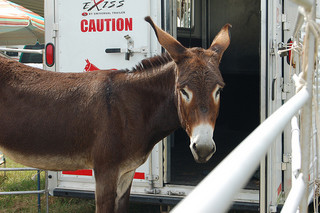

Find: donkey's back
0;56;109;170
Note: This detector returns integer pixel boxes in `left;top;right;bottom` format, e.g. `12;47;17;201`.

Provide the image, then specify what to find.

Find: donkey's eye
213;86;222;102
180;89;189;99
216;88;222;98
180;87;193;102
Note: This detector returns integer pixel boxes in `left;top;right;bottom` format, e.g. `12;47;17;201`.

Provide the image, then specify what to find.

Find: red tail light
45;43;55;67
286;38;295;68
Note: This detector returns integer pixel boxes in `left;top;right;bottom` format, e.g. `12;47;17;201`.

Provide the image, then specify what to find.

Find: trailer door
46;0;164;196
52;0;162;72
261;0;285;212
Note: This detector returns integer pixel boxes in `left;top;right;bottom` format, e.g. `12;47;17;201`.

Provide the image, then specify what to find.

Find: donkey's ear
145;16;186;63
208;24;232;62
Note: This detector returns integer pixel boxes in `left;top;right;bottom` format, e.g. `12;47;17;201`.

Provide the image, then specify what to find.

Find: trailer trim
52;188;260;210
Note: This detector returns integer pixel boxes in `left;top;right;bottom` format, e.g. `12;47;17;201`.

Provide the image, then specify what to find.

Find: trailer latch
278;42;288;57
124;34;133;60
105;35;148;60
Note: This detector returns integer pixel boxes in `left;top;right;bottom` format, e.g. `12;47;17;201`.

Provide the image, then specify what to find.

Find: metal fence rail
0;47;43;54
0;167;46;195
0;162;49;212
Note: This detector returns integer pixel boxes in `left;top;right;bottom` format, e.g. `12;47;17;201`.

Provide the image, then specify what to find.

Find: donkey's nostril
192;143;197;151
212;144;216;154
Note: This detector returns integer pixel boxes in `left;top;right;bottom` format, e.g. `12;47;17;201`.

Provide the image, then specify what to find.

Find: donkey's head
145;17;231;163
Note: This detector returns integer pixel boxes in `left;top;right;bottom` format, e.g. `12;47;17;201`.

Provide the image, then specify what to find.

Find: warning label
80;0;132;32
80;18;133;32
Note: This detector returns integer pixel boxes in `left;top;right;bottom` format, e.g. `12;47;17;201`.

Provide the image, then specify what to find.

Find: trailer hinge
282;153;291;171
281;162;287;171
269;205;278;212
145;174;160;194
281;14;291;31
270;39;276;55
281;78;291;100
52;23;59;38
146;175;159;181
145;188;161;194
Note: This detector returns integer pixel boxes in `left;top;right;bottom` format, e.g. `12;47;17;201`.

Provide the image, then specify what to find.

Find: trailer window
177;0;194;29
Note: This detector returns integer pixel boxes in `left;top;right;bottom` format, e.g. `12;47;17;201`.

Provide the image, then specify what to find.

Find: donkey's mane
128;52;172;73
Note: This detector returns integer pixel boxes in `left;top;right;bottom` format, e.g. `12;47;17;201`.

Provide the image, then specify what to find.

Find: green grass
0;158;161;213
0;158;261;213
0;158;95;213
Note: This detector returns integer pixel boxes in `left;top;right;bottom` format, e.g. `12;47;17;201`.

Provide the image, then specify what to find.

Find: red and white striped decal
62;170;145;180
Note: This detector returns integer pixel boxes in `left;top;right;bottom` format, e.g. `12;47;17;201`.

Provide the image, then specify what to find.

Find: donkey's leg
94;168;119;213
94;168;135;213
114;170;135;213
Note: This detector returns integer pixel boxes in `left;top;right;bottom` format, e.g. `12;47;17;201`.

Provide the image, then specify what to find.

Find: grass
0;157;96;213
0;157;162;213
0;158;262;213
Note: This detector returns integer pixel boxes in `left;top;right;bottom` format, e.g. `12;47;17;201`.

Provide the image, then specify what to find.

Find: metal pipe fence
0;163;49;212
0;47;43;54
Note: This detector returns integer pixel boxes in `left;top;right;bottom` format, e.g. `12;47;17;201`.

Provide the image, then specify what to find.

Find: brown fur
0;17;231;212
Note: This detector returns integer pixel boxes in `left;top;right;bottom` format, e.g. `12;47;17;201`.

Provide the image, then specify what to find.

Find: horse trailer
44;0;320;212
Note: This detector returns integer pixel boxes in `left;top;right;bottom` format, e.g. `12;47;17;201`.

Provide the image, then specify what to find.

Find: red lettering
105;19;111;31
116;18;124;31
96;19;104;32
112;18;116;31
81;19;88;32
125;18;132;31
89;19;96;32
81;18;133;33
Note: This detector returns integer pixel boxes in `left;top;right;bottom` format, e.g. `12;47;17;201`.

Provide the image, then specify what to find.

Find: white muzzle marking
190;123;216;163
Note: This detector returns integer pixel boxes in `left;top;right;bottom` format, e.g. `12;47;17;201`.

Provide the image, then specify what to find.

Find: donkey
0;17;231;212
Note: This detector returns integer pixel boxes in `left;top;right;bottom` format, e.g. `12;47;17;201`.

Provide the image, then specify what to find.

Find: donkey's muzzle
190;123;216;163
191;141;216;163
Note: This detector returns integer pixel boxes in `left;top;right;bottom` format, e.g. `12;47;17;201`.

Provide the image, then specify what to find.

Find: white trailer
44;0;318;212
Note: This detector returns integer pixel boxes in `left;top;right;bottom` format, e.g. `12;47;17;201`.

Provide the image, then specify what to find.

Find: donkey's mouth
195;158;208;164
192;150;215;163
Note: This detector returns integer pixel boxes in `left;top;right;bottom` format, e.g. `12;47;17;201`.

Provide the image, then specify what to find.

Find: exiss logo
82;0;124;15
80;0;133;33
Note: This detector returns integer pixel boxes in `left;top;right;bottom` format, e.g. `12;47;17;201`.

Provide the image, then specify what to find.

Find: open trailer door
45;0;164;197
260;1;283;212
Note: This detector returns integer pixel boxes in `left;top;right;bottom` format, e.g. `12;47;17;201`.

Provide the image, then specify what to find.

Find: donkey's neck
119;57;180;149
